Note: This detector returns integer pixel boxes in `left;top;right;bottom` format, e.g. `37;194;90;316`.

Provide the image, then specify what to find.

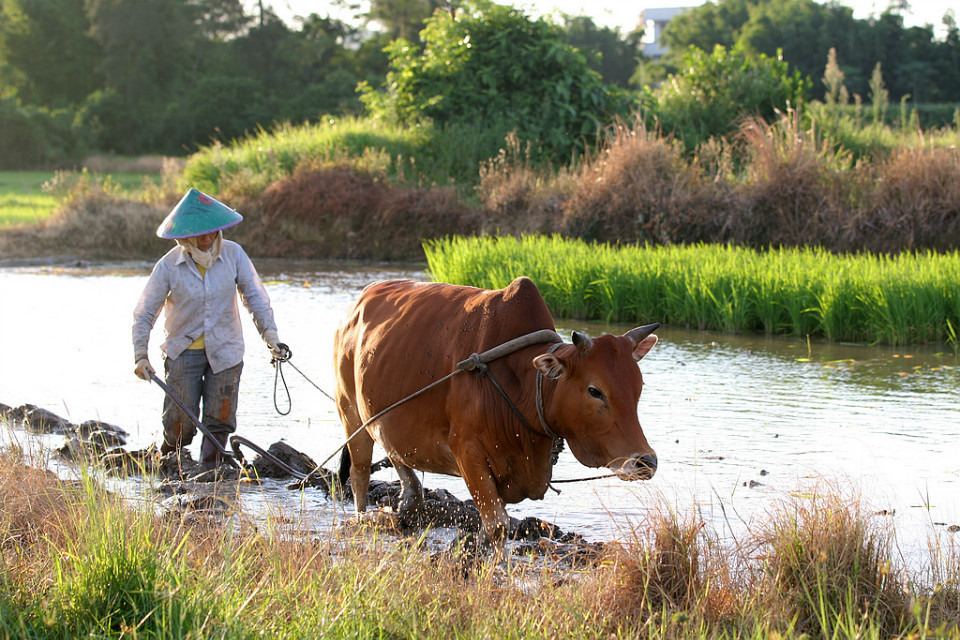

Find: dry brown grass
0;451;77;550
0;192;170;262
917;534;960;631
730;114;853;248
561;122;735;245
1;443;958;637
240;163;481;261
850;146;960;252
80;155;176;175
3;114;960;264
476;132;576;235
747;487;907;637
592;510;708;623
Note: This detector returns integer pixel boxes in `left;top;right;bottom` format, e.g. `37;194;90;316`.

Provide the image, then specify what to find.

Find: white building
640;7;692;60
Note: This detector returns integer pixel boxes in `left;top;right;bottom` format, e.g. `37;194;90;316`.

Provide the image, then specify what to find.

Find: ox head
532;324;660;481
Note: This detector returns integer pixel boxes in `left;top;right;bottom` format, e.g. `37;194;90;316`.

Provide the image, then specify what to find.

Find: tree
661;0;752;58
191;0;250;39
658;0;960;104
0;0;103;107
736;0;863;99
560;15;643;88
360;0;635;158
368;0;456;43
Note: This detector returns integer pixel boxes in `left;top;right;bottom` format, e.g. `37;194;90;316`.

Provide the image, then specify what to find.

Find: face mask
177;232;222;269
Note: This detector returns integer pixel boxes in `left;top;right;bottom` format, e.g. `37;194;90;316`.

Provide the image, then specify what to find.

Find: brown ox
333;276;660;543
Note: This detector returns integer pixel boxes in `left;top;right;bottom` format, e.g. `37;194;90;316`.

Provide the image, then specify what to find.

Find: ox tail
337;447;351;486
336;447;392;487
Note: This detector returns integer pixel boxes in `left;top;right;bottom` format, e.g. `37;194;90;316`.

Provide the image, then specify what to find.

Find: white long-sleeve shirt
132;239;277;373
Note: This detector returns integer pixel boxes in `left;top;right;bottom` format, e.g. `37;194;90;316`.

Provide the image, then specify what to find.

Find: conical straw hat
156;188;243;239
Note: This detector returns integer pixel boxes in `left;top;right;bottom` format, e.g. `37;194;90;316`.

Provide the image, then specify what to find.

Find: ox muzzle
609;453;658;481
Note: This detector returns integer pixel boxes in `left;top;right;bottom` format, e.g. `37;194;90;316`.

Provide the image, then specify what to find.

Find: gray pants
161;348;242;464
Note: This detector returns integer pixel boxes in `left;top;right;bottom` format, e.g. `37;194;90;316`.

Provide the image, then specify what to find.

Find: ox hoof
357;509;402;531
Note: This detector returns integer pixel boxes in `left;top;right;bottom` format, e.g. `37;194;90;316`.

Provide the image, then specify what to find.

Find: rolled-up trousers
161;348;242;464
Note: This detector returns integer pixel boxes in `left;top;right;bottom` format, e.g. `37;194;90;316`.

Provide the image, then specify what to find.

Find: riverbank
2;443;958;638
3;111;960;266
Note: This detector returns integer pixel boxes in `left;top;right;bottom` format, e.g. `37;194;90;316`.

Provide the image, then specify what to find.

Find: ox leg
393;463;425;526
345;430;374;517
459;465;511;550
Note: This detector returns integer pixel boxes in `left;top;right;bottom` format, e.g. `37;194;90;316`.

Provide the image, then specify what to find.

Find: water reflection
1;261;957;563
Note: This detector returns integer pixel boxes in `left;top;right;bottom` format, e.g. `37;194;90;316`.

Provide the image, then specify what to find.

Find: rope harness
155;329;620;488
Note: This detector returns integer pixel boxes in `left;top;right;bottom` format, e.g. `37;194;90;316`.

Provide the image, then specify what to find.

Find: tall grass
425;235;960;346
181;116;512;203
1;447;958;638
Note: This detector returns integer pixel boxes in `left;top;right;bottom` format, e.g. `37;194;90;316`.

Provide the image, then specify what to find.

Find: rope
270;329;619;489
290;368;465;489
550;473;618;483
272;356;336;417
272;358;292;415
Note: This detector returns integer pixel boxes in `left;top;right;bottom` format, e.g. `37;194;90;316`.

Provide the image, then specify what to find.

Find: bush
730;113;852;248
360;1;636;160
850;146;960;252
242;164;480;260
0;97;81;169
561;121;734;244
651;44;810;151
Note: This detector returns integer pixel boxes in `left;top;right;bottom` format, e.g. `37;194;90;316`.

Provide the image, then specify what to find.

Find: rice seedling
424;235;960;347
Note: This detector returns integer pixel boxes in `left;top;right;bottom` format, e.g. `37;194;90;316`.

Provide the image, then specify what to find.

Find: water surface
1;260;957;565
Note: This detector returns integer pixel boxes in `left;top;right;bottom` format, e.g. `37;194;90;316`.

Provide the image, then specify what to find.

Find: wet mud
1;401;605;566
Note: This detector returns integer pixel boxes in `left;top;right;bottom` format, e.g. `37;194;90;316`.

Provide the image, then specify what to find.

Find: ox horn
571;331;593;356
625;323;662;346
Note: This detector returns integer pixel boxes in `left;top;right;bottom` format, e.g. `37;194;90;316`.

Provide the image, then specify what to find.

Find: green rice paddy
424;235;960;347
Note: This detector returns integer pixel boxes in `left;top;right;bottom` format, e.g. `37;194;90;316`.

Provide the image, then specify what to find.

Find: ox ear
626;323;661;362
632;334;658;362
533;353;566;379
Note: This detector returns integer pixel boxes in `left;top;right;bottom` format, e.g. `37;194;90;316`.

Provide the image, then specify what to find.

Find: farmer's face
195;232;217;251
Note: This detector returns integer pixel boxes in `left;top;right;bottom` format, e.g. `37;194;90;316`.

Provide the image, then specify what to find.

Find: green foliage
0;0;391;164
650;43;810;150
425;235;960;345
361;1;637;159
0;0;103;107
0;96;81;168
660;0;960;105
661;0;751;53
181;115;428;196
560;14;643;88
0;171;57;226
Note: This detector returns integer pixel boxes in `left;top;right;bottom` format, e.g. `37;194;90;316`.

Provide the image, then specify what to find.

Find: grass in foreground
1;446;958;638
425;235;960;348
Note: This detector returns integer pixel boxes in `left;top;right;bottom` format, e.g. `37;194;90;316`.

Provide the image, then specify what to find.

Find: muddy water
1;260;958;563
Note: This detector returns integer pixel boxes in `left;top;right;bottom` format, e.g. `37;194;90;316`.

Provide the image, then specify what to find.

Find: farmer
132;188;289;468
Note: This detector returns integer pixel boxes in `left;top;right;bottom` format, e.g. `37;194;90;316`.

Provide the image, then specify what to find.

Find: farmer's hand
134;358;155;381
264;330;292;361
271;342;292;361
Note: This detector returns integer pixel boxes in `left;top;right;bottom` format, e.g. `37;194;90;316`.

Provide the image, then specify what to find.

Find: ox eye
588;386;604;400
